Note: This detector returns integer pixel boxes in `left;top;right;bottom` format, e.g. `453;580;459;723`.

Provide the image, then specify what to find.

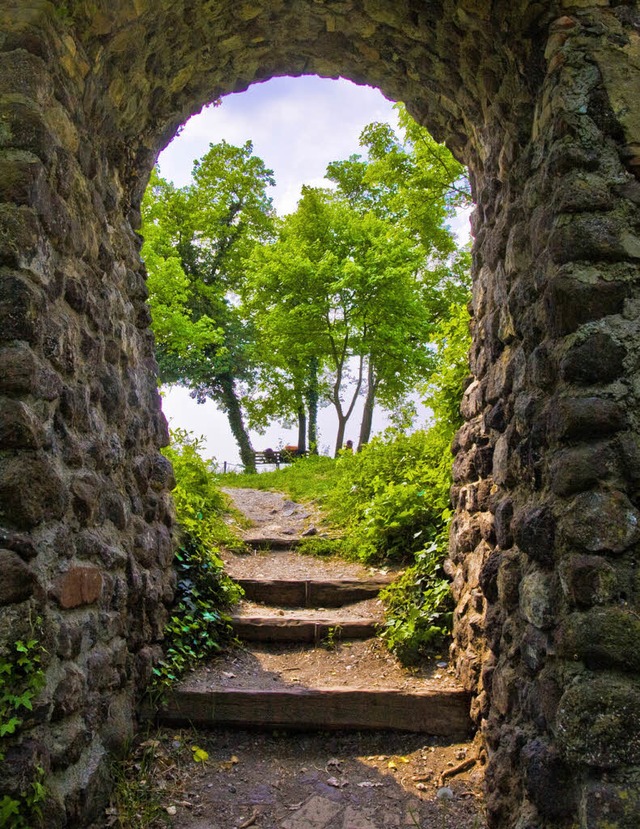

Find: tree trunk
219;373;256;473
332;353;365;456
306;356;319;454
357;362;377;450
335;414;348;458
297;403;307;454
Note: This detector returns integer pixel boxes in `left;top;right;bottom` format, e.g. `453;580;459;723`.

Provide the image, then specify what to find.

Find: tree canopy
141;106;471;466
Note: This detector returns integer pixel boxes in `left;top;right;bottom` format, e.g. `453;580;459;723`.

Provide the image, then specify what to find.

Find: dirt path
161;489;486;828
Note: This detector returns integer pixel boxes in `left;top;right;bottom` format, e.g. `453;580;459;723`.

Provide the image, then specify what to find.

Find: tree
142;142;276;471
245;108;471;453
246;185;436;455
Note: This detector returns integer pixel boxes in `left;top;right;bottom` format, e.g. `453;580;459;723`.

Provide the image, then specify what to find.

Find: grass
220;454;340;504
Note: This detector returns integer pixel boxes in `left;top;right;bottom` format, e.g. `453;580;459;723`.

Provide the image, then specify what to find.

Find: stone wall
0;3;177;823
449;7;640;827
0;1;639;827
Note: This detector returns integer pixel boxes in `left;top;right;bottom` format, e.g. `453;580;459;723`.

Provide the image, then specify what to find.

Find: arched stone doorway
1;2;640;826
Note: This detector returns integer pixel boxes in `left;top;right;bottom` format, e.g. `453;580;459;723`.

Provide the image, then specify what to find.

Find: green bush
379;541;454;662
154;430;244;690
0;627;47;828
325;428;453;565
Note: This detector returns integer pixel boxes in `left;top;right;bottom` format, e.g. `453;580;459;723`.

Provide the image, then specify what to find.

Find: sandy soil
182;640;461;694
154;728;486;829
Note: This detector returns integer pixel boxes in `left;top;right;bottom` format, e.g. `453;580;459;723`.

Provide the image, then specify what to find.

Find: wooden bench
253;449;298;467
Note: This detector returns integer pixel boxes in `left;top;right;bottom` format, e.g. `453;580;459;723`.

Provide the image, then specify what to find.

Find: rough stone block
0;270;45;342
0;549;36;605
556;607;640;672
479;550;501;603
0;454;68;529
494;498;513;549
0;397;46;449
51;566;103;609
560;331;626;385
561;490;640;554
55;622;83;660
50;718;91;770
0;342;62;399
0;204;40;268
497;550;522;610
559;554;617;607
548;396;626;443
546;274;626;335
513;505;555;566
0;100;56;162
549;442;618;496
549;214;630;263
70;471;102;525
520;571;557;630
556;675;640;767
52;667;87;721
521;738;576;819
580;775;640;829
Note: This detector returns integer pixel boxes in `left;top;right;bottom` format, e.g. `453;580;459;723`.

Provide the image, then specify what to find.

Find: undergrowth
0;622;47;828
153;429;244;692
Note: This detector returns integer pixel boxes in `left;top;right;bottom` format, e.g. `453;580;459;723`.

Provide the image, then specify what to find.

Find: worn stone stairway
155;490;472;738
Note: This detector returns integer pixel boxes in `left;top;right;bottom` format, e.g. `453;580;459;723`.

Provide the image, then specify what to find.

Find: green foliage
153;430;244;690
0;628;47;828
379;542;454;663
324;428;453;564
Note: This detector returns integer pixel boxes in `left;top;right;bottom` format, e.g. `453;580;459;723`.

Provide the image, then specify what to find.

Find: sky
156;76;471;468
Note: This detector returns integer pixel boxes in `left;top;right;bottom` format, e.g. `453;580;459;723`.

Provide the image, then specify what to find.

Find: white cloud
157;76;398;214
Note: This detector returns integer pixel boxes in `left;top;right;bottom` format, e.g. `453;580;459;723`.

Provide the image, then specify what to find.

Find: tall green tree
245;107;471;453
142;142;276;471
246;185;436;455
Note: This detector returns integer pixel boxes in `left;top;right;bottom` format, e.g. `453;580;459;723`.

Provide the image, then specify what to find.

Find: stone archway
2;2;640;826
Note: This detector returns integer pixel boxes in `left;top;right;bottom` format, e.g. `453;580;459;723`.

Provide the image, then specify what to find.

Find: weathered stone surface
520;571;557;630
556;676;640;768
0;549;36;605
521;739;576;819
545;274;626;336
0;455;68;528
556;608;640;672
497;550;522;611
0;343;62;399
559;554;617;607
561;490;640;554
548;442;618;496
580;774;640;829
513;505;555;566
52;667;87;721
548;396;627;443
560;332;626;385
51;566;103;609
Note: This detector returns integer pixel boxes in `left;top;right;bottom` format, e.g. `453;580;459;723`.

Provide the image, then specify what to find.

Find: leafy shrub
379;542;454;662
154;430;244;690
0;627;47;828
323;427;453;565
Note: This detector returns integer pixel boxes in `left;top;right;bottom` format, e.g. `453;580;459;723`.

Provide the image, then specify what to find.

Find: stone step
243;535;299;550
231;615;378;643
155;686;472;737
235;577;394;608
